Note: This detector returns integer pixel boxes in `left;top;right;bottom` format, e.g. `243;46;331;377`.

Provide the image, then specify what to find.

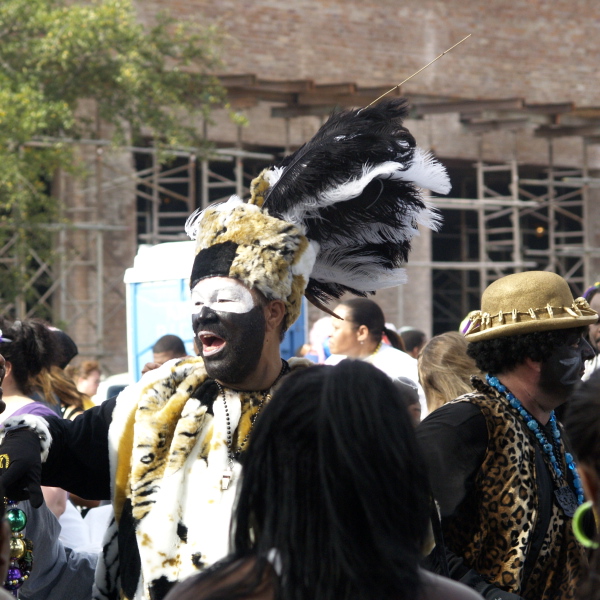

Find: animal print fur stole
93;355;310;600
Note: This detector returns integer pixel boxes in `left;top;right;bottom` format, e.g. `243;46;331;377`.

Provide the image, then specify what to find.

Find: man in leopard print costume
419;271;598;600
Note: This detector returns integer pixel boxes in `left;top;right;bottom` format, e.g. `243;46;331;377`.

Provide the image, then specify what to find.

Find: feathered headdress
186;98;451;328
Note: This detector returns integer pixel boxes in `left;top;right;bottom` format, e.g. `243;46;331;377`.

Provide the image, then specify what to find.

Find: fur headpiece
186;99;451;328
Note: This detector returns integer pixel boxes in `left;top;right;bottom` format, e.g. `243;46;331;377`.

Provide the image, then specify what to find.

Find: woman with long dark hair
165;360;480;600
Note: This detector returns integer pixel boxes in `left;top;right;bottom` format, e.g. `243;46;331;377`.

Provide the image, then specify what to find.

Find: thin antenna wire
365;34;472;108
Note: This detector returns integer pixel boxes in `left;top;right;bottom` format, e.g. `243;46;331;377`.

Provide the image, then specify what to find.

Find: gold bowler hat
463;271;598;341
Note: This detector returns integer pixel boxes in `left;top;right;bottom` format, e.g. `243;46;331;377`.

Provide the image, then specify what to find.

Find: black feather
260;98;447;306
263;98;416;219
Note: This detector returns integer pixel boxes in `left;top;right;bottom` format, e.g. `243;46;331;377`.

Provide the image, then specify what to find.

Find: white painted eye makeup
191;277;256;315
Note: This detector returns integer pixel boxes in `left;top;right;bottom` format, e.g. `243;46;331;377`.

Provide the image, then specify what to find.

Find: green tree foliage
0;0;228;317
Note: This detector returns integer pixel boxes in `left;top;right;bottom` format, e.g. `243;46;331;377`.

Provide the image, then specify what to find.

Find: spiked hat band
463;271;598;341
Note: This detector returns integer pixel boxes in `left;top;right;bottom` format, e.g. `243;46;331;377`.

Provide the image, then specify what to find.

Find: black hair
563;370;600;600
202;360;431;600
0;318;57;395
466;327;586;375
49;328;79;369
400;329;426;353
394;376;420;407
153;334;187;356
341;297;403;350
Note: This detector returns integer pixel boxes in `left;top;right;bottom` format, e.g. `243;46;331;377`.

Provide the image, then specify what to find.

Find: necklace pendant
221;467;233;491
555;485;578;517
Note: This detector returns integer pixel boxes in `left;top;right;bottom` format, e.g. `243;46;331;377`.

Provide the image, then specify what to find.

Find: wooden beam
570;106;600;119
227;88;297;104
459;110;551;126
271;105;338;119
461;118;531;133
226;95;259;109
523;102;574;115
356;86;403;99
535;124;600;138
296;92;365;106
255;79;314;93
413;98;524;116
314;82;357;95
218;74;257;87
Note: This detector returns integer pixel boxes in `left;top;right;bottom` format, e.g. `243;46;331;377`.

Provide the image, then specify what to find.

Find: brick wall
131;0;600;176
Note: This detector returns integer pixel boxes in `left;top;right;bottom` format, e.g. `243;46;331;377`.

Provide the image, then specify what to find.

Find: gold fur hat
187;186;317;330
463;271;598;341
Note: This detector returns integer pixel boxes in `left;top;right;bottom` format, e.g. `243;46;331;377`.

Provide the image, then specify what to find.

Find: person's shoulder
372;344;417;377
287;357;317;371
419;395;484;428
164;557;275;600
418;570;483;600
324;354;345;365
380;344;415;361
16;400;59;419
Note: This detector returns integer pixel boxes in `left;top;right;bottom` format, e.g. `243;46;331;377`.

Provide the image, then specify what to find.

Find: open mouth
198;331;226;357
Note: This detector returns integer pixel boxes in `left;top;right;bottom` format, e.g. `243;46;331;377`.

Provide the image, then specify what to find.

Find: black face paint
192;305;266;385
539;334;595;397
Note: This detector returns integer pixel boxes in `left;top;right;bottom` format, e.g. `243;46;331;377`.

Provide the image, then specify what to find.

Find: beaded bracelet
3;500;33;597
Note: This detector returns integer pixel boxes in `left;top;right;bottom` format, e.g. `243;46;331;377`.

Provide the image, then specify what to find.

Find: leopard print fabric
444;377;586;600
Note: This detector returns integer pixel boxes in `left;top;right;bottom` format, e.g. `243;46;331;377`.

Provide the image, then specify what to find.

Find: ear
3;361;11;379
264;300;286;334
356;324;370;343
524;357;542;374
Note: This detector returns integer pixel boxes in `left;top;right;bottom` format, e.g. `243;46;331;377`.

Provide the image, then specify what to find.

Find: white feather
280;162;402;226
311;252;408;290
265;167;284;187
398;147;451;194
415;200;443;231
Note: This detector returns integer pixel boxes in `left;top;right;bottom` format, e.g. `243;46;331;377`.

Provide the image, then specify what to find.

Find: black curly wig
467;326;586;375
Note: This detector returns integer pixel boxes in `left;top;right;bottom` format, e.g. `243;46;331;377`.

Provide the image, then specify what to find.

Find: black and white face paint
191;277;267;385
191;277;256;319
539;332;595;399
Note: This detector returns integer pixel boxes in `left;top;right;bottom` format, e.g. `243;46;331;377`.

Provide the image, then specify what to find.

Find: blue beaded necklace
486;374;585;511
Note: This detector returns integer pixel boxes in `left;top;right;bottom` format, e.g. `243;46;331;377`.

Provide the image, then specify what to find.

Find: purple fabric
11;402;58;419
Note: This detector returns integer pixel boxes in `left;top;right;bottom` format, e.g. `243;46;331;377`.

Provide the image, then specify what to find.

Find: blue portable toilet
124;241;307;380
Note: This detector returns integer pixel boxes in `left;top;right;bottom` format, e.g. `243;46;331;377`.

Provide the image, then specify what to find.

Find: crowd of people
0;98;598;600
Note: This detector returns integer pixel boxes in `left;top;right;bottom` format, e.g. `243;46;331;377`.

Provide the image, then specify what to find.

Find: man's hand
141;362;161;376
0;429;44;507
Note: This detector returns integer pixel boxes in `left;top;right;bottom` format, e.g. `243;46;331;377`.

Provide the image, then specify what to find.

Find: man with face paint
191;277;271;386
0;99;451;600
417;271;598;600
